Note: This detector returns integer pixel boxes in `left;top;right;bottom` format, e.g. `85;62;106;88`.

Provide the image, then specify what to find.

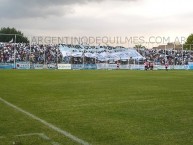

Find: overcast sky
0;0;193;46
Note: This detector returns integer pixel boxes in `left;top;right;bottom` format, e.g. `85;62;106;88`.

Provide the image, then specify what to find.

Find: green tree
0;27;29;43
184;34;193;50
134;44;146;49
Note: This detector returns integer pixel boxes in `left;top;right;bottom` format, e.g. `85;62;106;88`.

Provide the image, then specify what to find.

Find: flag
9;38;13;43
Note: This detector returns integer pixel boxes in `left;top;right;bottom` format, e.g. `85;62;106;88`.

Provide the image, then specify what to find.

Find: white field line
0;98;90;145
16;133;42;137
16;133;60;145
38;133;51;140
38;133;61;145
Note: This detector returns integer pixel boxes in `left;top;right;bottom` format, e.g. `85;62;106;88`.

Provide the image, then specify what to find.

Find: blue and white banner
173;65;188;70
34;64;44;69
0;62;192;70
188;62;193;70
16;62;30;69
0;63;14;69
71;64;97;70
84;64;97;70
59;44;144;61
47;64;56;69
71;64;84;70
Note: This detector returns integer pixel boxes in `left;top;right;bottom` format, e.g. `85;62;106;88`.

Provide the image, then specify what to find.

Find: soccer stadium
1;0;193;144
1;41;193;145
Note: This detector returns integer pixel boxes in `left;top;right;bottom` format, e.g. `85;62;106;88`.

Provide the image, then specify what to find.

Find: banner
0;63;14;69
173;65;187;70
84;64;97;70
47;64;56;69
96;64;117;69
71;64;84;70
0;62;192;70
34;64;44;69
58;64;71;70
130;65;144;70
16;62;30;69
71;64;97;70
154;65;166;70
188;62;193;70
188;65;193;70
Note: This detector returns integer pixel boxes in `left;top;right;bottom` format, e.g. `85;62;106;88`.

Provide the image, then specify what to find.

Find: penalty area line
0;97;90;145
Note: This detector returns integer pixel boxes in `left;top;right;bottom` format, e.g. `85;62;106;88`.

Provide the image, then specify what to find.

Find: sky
0;0;193;46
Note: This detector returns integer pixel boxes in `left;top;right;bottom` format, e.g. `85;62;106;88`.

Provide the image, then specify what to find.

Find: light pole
14;34;16;69
56;45;59;69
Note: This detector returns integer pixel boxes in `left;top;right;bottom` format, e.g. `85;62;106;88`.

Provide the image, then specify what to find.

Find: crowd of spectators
1;43;193;65
0;43;63;64
138;48;193;65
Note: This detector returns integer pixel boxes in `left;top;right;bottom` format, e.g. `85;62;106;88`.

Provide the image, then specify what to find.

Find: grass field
0;70;193;145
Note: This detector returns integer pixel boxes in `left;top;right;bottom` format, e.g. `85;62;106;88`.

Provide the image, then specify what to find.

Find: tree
184;34;193;50
0;27;29;43
134;44;146;49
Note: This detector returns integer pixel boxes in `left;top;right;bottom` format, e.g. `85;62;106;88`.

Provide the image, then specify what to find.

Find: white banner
58;64;71;70
130;65;144;70
154;65;166;70
96;64;117;69
16;63;30;69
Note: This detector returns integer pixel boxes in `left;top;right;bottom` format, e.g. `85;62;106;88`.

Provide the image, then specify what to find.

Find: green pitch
0;70;193;145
